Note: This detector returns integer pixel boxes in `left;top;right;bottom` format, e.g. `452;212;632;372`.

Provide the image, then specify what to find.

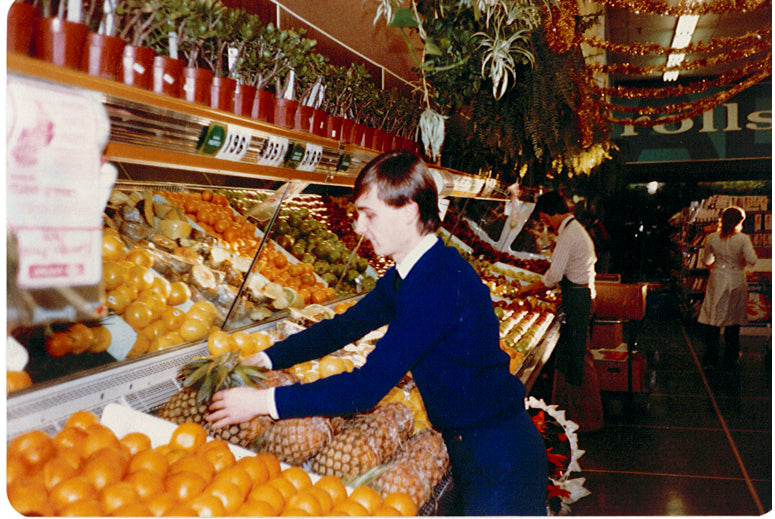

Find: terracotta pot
33;17;88;68
118;44;155;89
152;56;183;97
233;83;256;117
351;123;366;146
341;118;355;143
311;109;328;137
180;66;213;105
81;32;125;80
252;89;274;123
327;115;344;140
7;2;39;55
274;97;298;128
372;129;387;151
210;76;236;112
294;105;314;133
362;126;376;149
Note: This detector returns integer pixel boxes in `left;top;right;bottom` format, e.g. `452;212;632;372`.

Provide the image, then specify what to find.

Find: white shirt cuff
266;387;279;420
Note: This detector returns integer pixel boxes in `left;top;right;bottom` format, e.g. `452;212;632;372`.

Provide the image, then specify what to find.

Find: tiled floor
534;312;772;516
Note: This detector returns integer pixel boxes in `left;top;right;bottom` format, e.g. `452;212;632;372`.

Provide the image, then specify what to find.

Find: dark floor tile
648;368;708;396
728;429;773;481
646;349;700;372
571;471;762;515
602;393;724;429
752;480;772;513
577;425;744;478
714;395;773;431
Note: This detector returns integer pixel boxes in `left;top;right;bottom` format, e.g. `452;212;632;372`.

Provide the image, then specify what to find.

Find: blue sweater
268;240;526;433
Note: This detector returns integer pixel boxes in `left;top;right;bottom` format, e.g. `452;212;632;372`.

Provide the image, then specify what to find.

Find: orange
49;475;98;512
8;429;55;470
314;475;348;505
120;430;152;456
281;465;312;492
66;323;96;354
213;464;253;498
106;284;135;314
42;456;78;491
255;452;282;479
165;470;208;502
100;481;141;514
267;475;298;501
179;318;211;342
146;492;178;517
7;369;33;393
231;331;258;357
124;467;164;500
81;423;120;458
282;507;311;516
201;442;236;472
102;260;127;290
124;300;155;330
208;329;235;356
8;477;54;516
6;454;29;486
102;233;127;262
80;451;126;491
112;501;153;516
236;455;270;486
89;325;112;353
161;306;186;330
169;453;216;483
45;331;74;357
382;492;419;516
189;492;227;517
308;486;334;513
186;301;218;323
65;410;100;431
374;504;402;515
347;485;383;515
330;498;370;516
168;281;192;306
169;421;208;453
197;438;232;456
128;447;169;476
59;498;104;516
127;264;155;292
166;502;198;516
205;480;245;515
238;498;278;516
249;483;286;515
126;246;155;268
165;447;190;464
286;489;324;516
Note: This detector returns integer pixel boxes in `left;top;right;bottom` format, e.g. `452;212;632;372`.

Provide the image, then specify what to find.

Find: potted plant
198;3;244;112
144;0;191;97
8;0;40;55
32;0;89;68
79;0;126;80
323;62;370;141
230;12;262;117
293;51;328;133
270;27;317;128
175;0;226;105
114;0;172;89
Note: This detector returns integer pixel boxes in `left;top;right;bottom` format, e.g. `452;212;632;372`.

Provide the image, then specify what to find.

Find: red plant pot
274;98;298;128
327;115;344;140
7;2;39;55
362;126;376;149
372;129;387;151
81;32;126;80
341;118;355;143
351;123;366;146
311;109;328;137
294;105;314;133
118;44;156;89
252;89;274;123
210;76;236;112
33;17;88;69
152;56;183;97
233;83;256;117
181;66;213;105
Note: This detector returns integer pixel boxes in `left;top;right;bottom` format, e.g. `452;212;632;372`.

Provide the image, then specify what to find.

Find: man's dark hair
534;190;569;217
353;150;441;235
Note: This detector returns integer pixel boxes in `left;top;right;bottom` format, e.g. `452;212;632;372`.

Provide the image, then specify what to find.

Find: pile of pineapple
157;328;449;508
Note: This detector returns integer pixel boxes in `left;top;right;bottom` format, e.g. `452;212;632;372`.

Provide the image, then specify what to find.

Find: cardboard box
591;322;623;349
591;347;646;393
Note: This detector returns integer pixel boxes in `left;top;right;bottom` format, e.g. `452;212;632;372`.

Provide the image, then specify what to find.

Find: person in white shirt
517;190;603;432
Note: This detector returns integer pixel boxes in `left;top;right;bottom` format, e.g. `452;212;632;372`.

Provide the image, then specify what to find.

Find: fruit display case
7;52;564;514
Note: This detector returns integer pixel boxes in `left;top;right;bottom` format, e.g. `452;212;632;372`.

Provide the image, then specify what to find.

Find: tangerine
267;476;298;501
235;455;270;486
42;455;78;491
169;453;215;483
206;480;246;514
49;475;98;512
374;504;402;516
165;470;208;502
6;455;28;486
80;452;125;491
80;423;120;458
308;486;334;513
189;492;227;517
102;261;126;290
281;465;312;491
168;281;192;305
255;452;282;478
179;318;211;342
286;489;323;516
7;370;33;393
126;247;155;268
59;498;104;516
169;421;208;452
45;332;74;357
112;502;153;516
102;234;127;262
208;329;235;356
213;465;253;498
145;492;177;517
8;429;55;469
330;498;369;517
161;306;186;330
8;477;54;516
129;447;170;476
382;491;419;516
238;498;277;516
249;483;286;515
314;475;348;505
125;468;164;500
89;325;112;353
66;323;96;354
201;442;236;472
99;481;140;514
347;485;383;515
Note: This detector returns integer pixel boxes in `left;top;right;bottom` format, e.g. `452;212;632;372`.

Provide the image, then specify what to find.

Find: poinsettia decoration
526;396;591;515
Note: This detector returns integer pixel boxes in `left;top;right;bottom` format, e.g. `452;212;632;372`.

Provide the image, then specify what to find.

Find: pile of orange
7;414;419;517
206;328;274;358
7;370;33;393
44;322;113;358
257;244;336;306
158;190;260;258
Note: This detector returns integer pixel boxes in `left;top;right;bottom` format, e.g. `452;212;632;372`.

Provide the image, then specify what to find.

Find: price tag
256;135;290;167
284;142;306;169
336;153;351;172
197;123;251;161
296;143;323;171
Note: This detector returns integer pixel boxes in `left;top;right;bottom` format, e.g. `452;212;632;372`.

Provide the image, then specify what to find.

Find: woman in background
698;206;757;370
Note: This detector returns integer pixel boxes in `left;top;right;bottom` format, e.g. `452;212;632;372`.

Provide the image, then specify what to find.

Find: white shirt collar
558;215;575;234
396;234;439;280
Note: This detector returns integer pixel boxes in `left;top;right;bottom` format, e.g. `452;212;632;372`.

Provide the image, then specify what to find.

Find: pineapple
310;402;414;479
257;416;333;465
156;351;297;448
372;428;450;506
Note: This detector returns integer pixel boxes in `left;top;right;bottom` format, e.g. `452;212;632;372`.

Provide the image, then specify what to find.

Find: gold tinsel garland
594;0;770;16
543;0;578;53
583;57;769;98
578;27;771;56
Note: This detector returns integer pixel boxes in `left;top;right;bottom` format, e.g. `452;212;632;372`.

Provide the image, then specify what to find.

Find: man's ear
400;201;420;226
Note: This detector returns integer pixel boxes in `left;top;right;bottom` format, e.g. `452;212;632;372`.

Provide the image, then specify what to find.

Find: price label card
296;143;323;172
197;123;251;162
284;142;306;169
336;153;352;171
256;135;290;167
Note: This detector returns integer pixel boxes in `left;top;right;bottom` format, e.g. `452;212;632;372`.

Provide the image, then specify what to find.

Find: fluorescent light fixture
666;53;686;66
663;70;680;81
663;15;699;81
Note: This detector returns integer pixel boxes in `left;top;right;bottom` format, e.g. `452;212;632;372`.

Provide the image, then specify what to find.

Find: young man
517;190;603;432
207;150;547;515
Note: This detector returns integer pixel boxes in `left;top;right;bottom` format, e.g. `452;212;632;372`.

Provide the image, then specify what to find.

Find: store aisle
550;314;771;515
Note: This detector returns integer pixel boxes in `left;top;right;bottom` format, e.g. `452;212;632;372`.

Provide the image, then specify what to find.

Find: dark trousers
444;409;548;516
703;324;741;368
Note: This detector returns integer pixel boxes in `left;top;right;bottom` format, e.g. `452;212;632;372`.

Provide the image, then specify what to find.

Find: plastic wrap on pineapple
6;75;111;327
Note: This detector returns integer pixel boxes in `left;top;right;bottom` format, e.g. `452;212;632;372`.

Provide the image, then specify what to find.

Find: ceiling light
663;15;699;82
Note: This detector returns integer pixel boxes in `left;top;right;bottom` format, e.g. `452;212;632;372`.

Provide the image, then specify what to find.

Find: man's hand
206;387;274;429
241;351;272;369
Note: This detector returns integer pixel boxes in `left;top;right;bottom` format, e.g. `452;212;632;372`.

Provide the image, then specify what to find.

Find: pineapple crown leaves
344;464;389;490
178;351;268;406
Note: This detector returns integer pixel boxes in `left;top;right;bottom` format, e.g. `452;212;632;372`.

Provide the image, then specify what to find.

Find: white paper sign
7;76;110;289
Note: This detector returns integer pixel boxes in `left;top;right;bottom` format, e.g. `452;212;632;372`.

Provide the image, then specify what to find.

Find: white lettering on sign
617;103;771;137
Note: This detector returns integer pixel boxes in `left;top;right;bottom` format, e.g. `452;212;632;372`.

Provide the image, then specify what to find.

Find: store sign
612;82;772;163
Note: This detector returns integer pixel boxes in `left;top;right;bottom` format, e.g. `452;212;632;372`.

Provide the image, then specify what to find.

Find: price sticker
336;153;351;172
296;143;323;172
197;123;251;162
284;142;306;169
256;135;290;167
